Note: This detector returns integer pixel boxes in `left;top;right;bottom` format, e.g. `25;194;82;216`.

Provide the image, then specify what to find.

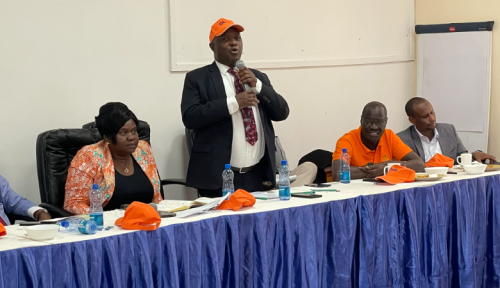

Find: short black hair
95;102;139;143
405;97;427;117
361;101;387;118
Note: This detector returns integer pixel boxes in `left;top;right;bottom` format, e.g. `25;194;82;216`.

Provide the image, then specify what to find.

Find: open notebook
157;198;214;213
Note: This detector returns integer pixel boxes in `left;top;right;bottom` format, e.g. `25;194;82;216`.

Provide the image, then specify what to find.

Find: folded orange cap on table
0;223;6;237
217;189;256;211
115;202;161;231
426;153;454;168
376;165;416;184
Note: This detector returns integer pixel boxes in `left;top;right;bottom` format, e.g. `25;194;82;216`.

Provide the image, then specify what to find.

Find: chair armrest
160;179;186;186
39;203;73;218
7;213;34;224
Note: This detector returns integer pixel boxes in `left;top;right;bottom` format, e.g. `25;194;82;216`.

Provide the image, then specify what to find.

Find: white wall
170;0;414;70
0;0;413;204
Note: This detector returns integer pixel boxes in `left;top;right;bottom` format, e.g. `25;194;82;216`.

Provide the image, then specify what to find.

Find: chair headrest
36;128;102;206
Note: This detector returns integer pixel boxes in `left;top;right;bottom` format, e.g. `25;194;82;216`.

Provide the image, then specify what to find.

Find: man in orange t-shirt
331;101;425;180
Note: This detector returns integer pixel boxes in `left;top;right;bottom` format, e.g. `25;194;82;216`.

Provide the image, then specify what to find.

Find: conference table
1;169;500;288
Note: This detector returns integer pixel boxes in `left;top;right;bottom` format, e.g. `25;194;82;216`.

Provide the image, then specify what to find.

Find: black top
104;159;155;211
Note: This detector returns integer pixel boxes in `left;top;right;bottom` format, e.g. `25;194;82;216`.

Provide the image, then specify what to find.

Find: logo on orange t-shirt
382;155;389;161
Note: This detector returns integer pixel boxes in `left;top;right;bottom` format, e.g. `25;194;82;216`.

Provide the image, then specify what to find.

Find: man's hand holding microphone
235;60;259;109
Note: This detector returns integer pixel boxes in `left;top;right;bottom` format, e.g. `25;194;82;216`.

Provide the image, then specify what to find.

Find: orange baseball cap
209;18;244;43
0;223;6;237
217;189;256;211
115;202;161;231
426;153;454;168
376;165;415;184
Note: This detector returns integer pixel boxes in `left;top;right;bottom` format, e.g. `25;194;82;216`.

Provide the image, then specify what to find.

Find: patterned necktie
227;68;258;146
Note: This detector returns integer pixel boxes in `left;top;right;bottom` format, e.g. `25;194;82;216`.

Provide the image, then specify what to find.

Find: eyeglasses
362;118;387;127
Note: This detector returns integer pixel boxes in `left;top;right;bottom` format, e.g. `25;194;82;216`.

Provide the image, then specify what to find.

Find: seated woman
64;102;163;215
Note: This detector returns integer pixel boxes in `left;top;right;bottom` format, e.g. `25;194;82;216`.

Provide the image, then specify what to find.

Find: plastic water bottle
222;164;234;198
279;160;291;200
89;184;104;230
60;217;98;235
339;148;351;184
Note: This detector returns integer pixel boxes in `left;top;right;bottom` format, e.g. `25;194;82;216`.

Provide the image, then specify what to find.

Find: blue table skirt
1;175;500;288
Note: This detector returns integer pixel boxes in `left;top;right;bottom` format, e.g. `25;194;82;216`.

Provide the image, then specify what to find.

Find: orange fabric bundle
115;202;161;231
217;189;256;211
426;153;454;168
0;223;6;237
376;165;416;184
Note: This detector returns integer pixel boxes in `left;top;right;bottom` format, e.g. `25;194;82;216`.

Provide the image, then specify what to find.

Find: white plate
414;173;444;181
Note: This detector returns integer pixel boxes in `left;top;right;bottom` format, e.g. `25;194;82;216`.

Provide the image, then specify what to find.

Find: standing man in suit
181;18;289;197
397;97;496;163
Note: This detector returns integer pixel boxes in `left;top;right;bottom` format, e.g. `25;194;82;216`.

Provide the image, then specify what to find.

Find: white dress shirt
27;206;44;219
215;61;265;168
415;126;443;162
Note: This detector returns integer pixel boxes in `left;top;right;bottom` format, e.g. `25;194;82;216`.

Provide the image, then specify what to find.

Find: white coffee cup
384;163;400;175
457;153;472;166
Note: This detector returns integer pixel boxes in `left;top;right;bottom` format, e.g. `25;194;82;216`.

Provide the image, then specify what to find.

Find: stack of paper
251;191;279;200
175;195;229;218
157;197;214;213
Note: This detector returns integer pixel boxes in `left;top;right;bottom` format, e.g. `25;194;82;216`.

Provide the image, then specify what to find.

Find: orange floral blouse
64;140;163;215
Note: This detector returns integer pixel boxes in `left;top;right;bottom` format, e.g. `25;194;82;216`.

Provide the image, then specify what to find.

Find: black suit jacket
181;61;290;190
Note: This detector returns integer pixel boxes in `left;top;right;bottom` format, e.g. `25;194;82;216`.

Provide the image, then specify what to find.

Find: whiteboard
169;0;414;71
417;31;492;152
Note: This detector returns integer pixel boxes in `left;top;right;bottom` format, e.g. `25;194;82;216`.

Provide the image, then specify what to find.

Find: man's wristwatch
34;208;49;220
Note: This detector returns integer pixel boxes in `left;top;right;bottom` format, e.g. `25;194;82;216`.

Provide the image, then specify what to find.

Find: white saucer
414;173;444;181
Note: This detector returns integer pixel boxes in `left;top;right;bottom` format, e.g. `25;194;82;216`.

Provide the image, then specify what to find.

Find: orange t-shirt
332;126;412;167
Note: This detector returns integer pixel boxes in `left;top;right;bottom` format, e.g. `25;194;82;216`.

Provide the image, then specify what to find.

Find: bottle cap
225;164;231;169
86;220;98;235
79;220;98;235
281;160;287;165
92;184;99;190
342;148;347;153
60;220;69;228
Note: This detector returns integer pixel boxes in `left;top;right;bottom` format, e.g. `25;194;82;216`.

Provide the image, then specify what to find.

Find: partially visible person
64;102;163;215
397;97;496;163
181;18;289;197
331;101;425;181
275;136;317;187
0;174;51;225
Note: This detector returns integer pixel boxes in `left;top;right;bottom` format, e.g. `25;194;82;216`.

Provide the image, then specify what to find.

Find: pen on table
255;197;269;200
310;189;340;192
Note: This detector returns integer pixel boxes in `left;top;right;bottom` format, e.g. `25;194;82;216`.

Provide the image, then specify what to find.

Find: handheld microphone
235;60;251;92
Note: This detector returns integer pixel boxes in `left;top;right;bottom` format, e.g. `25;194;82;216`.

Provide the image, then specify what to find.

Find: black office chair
36;122;185;218
36;128;100;217
298;149;334;184
7;213;34;225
